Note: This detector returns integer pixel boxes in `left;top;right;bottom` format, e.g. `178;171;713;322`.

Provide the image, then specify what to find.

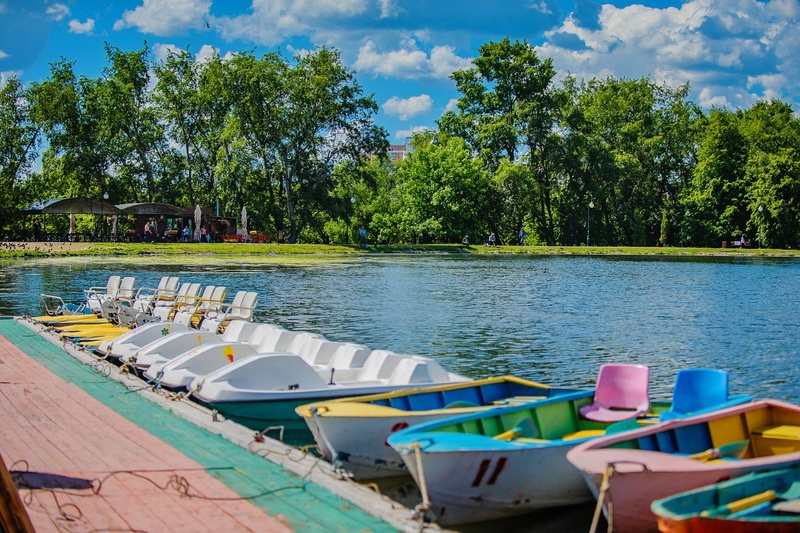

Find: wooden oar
701;489;776;517
690;440;750;462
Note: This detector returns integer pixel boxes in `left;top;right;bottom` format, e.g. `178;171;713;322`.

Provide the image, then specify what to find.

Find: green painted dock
0;317;430;532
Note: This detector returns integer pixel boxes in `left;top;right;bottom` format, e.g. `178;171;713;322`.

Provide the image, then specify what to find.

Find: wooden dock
0;317;432;532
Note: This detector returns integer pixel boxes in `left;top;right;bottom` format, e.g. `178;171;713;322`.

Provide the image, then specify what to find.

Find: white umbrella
241;206;248;240
111;215;118;242
194;205;202;242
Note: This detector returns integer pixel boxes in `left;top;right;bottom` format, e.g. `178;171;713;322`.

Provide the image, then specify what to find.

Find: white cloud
195;44;219;63
378;0;401;18
747;73;787;101
152;43;221;65
46;3;70;21
429;46;473;78
68;19;95;34
355;40;472;79
697;87;731;108
0;49;8;60
215;0;371;45
394;125;430;140
152;43;183;64
445;98;459;113
538;0;800;110
114;0;212;36
383;94;433;120
1;70;23;87
529;1;553;15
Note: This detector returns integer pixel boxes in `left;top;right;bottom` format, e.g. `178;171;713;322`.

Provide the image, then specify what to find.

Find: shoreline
1;240;798;259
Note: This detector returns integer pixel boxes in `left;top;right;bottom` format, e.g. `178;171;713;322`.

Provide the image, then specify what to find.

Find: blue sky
2;0;799;143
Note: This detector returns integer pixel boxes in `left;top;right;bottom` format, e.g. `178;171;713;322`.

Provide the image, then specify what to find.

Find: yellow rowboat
296;376;587;480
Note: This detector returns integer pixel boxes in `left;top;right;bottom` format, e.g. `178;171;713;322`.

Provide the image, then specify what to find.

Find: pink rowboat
566;399;800;533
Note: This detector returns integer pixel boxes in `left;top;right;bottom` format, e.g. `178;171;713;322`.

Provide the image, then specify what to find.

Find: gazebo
22;197;123;241
117;203;186;242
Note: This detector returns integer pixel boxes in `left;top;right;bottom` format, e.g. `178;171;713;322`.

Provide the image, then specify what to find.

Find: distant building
387;144;407;162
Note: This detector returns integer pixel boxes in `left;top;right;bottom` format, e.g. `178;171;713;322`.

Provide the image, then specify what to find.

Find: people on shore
487;232;496;246
359;227;367;249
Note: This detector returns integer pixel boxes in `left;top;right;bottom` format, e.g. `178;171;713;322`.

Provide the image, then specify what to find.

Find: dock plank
0;318;401;532
0;322;293;533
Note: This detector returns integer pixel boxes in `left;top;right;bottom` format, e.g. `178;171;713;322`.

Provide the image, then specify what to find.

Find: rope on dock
9;457;312;518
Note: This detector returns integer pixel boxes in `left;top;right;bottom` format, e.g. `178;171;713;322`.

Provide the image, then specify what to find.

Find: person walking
359;226;367;249
518;227;526;246
32;218;42;241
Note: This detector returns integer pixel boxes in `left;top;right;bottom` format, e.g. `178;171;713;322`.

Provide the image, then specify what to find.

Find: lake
1;253;798;531
2;253;797;402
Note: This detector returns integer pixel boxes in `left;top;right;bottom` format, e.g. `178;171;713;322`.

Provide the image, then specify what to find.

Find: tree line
2;38;799;247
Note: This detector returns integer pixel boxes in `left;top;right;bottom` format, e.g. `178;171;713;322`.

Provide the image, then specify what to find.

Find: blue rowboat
651;462;800;533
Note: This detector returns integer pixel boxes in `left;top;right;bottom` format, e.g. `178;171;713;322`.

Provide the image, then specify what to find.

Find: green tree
154;50;233;210
226;48;386;243
101;43;165;201
440;38;562;244
679;109;748;246
740;100;800;248
0;77;40;235
564;77;699;245
393;134;492;243
27;60;113;198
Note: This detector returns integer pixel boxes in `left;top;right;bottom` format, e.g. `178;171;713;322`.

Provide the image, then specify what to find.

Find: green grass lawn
1;240;797;259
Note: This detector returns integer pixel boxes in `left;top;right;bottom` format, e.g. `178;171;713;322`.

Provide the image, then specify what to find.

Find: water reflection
2;254;798;403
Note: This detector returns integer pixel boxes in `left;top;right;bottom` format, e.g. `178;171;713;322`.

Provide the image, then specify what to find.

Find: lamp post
758;204;764;248
586;197;595;246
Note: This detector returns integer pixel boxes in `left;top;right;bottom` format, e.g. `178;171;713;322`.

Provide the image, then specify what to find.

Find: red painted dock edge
0;330;292;532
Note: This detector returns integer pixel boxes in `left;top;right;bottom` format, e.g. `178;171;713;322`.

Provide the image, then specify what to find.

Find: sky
1;0;799;144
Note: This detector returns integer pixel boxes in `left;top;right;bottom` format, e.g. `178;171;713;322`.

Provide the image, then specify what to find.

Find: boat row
30;275;800;531
31;275;471;442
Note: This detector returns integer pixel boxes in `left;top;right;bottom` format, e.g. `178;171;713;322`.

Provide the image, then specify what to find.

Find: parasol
194;205;202;242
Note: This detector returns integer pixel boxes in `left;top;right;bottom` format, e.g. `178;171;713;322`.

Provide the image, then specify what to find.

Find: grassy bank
1;240;797;259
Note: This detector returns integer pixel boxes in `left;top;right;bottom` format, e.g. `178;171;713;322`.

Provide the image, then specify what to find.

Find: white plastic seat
152;282;201;321
200;291;258;333
356;350;403;382
387;356;453;385
85;275;121;313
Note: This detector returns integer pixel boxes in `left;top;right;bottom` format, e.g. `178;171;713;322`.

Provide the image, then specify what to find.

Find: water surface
1;253;797;402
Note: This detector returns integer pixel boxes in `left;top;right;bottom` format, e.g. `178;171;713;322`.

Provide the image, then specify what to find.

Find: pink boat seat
579;363;650;422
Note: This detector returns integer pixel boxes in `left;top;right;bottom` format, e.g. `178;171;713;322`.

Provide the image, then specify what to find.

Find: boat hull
567;399;800;533
651;464;800;533
398;438;593;525
306;411;447;479
203;384;460;445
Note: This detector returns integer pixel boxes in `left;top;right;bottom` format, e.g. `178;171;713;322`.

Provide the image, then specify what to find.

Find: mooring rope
590;463;614;533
